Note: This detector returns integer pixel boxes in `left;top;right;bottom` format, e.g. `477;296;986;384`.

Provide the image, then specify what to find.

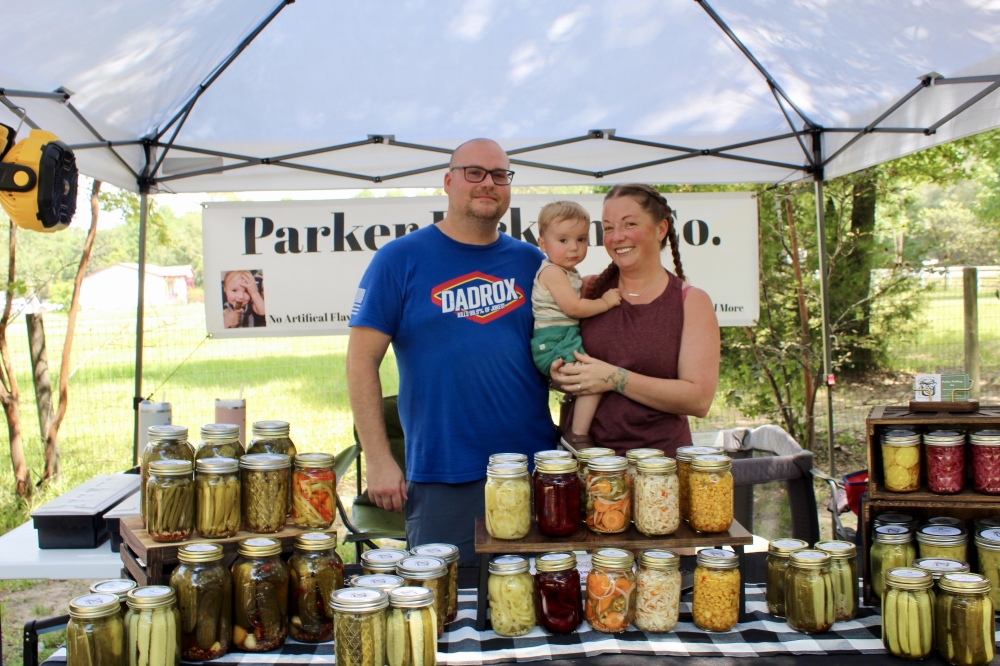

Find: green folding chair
335;395;408;563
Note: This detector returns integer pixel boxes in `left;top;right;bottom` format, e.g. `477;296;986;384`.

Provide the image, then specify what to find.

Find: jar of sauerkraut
874;513;918;532
765;538;808;617
784;550;835;634
487;555;535;637
534;552;582;634
692;549;740;632
576;447;615;519
882;568;935;660
916;525;968;562
396;556;449;638
971;430;1000;495
585;457;631;534
633;457;679;536
936;573;996;666
625;448;665;485
585;549;636;633
974;528;1000;606
913;558;970;586
331;588;388;666
634;549;681;632
815;540;859;621
871;526;916;598
410;543;460;625
361;549;409;576
675;446;721;521
485;462;531;540
882;429;921;492
533;457;580;537
688;455;733;533
924;430;966;495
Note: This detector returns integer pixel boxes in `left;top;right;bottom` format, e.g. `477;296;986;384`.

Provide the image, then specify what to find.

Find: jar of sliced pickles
585;456;631;534
146;459;194;542
917;525;969;562
90;579;136;619
586;548;636;633
289;532;344;643
815;540;859;621
397;556;449;638
292;452;336;529
970;430;1000;495
485;462;531;540
240;453;291;533
247;420;297;514
882;429;921;492
195;457;241;539
231;537;289;651
913;558;971;586
974;528;1000;606
576;447;615;518
361;549;409;576
625;448;665;485
688;455;733;533
634;549;681;632
169;543;232;661
387;587;438;666
765;538;808;617
410;544;459;624
488;555;536;637
68;593;125;666
140;425;194;525
871;526;917;598
936;572;995;666
535;552;582;635
534;457;580;537
332;588;388;666
125;586;181;666
784;550;835;634
875;512;918;532
633;457;680;537
675;446;720;521
882;568;935;660
693;549;740;632
924;430;966;495
352;574;405;593
195;423;245;461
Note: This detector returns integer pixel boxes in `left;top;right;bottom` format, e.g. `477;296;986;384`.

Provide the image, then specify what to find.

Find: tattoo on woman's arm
601;368;629;394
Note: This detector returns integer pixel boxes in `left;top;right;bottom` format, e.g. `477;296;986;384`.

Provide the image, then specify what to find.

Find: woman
552;184;720;458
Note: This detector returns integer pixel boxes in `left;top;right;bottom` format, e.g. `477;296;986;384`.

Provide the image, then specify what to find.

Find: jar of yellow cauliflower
916;525;968;562
688;455;733;533
881;430;921;492
692;549;741;632
484;462;530;540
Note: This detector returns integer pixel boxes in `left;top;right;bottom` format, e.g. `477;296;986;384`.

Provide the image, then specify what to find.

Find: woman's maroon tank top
577;271;692;458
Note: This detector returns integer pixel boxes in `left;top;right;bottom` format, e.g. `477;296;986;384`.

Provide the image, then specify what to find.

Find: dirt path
1;578;99;665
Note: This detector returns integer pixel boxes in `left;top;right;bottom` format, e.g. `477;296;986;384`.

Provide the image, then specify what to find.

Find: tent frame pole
132;143;152;466
812;132;837;495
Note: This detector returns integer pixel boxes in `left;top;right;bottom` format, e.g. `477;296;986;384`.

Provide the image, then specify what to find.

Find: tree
0;217;31;498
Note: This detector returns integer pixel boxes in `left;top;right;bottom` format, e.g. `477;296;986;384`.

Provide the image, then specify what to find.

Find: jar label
597;549;629;558
921;526;961;536
920;560;966;571
94;581;134;592
356;576;396;586
680;447;719;455
893;569;927;579
701;549;734;558
773;539;805;548
133;586;171;598
877;526;909;534
644;551;677;560
877;514;913;523
76;594;114;606
694;455;728;462
414;546;453;557
300;533;332;542
816;541;851;551
539;553;570;562
184;544;218;552
393;587;425;597
493;556;524;565
366;551;405;562
245;538;276;547
946;573;982;583
980;529;1000;542
796;551;826;560
338;589;380;600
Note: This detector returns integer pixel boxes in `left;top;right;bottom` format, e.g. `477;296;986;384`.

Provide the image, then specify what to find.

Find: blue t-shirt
350;224;555;483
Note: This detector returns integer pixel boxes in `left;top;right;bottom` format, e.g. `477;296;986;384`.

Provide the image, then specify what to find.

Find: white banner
202;193;759;337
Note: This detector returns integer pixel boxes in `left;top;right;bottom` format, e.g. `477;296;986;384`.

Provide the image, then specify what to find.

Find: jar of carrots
585;457;631;534
576;448;615;523
585;548;636;633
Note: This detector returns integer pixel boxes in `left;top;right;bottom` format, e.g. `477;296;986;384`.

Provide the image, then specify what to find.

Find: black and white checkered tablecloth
44;584;891;664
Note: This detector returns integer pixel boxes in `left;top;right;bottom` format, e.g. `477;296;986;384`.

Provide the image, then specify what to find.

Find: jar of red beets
534;552;583;634
924;430;965;495
971;430;1000;495
534;457;580;537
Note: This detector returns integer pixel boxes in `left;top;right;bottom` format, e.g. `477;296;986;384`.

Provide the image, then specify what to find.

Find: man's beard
463;190;505;227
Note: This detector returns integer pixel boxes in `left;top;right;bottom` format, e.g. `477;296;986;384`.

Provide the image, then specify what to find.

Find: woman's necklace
623;270;666;298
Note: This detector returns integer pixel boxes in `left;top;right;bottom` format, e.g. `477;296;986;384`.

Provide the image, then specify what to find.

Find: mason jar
89;579;136;619
535;552;582;635
169;543;232;661
488;555;536;637
936;572;995;666
871;526;917;598
675;445;721;521
692;549;741;632
397;556;449;638
633;457;680;536
484;462;531;540
410;543;459;624
140;425;194;525
970;430;1000;495
291;452;336;529
288;532;344;643
913;558;970;586
784;550;835;633
881;429;921;492
194;423;244;461
765;538;808;617
195;457;240;538
332;588;388;666
387;587;438;666
874;512;918;532
146;459;194;542
125;586;181;666
974;528;1000;606
67;593;125;666
688;455;734;533
634;549;681;633
533;457;580;537
625;448;665;485
882;568;935;660
585;548;636;633
247;420;297;514
361;548;408;576
575;447;615;518
917;525;969;562
351;574;405;594
816;540;859;621
230;537;289;651
240;453;291;533
584;456;631;534
924;430;966;495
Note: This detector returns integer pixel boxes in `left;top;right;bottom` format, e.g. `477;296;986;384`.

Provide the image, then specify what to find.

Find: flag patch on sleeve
351;288;366;316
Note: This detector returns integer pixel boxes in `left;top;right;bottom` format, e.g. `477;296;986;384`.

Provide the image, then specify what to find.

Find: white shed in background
79;263;193;310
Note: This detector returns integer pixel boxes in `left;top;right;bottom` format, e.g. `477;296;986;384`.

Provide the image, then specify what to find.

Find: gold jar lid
488;555;530;575
923;431;965;446
294;532;337;551
252;420;291;437
690;454;731;472
239;453;291;470
535;552;576;573
939;572;991;594
917;525;968;546
970;430;1000;446
147;459;193;476
789;550;831;569
815;540;857;559
874;525;913;543
696;548;739;569
397;556;447;580
178;543;224;563
591;548;634;570
200;423;240;441
875;513;917;530
625;448;665;463
535;458;578;475
974;528;1000;551
913;558;970;580
576;447;615;462
196;457;238;474
636;457;677;475
882;430;921;446
147;425;188;441
488;453;528;465
410;543;459;564
587;456;627;473
977;517;1000;532
90;579;136;601
69;593;121;619
351;574;405;591
487;461;528;478
534;450;573;465
675;446;721;462
126;585;176;609
360;548;408;572
389;586;435;609
927;517;963;527
639;549;680;570
294;452;334;469
238;537;282;557
330;587;388;613
885;567;933;590
767;538;809;557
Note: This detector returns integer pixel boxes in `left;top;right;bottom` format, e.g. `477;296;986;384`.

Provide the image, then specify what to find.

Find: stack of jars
675;445;722;520
533;456;580;537
880;427;1000;496
871;525;917;597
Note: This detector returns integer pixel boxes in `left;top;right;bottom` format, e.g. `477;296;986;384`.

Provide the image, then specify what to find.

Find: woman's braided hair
587;184;685;299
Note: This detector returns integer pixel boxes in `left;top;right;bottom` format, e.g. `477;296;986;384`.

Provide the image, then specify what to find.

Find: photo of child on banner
222;269;266;328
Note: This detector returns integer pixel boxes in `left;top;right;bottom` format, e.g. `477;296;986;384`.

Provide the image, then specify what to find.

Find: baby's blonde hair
537;201;591;236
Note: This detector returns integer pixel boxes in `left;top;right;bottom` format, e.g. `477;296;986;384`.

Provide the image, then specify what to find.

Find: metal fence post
964;266;981;400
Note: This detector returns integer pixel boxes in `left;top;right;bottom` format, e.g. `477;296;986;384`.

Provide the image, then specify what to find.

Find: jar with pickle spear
247;420;297;514
125;586;181;666
195;457;241;539
871;526;916;598
815;540;859;621
397;556;449;638
765;538;807;617
974;528;1000;606
67;593;125;666
231;537;289;651
913;558;971;586
146;459;195;542
288;532;344;643
882;568;935;660
916;525;968;562
195;423;244;461
140;425;194;526
387;587;438;666
292;453;336;529
410;544;459;624
169;543;232;661
240;453;291;533
935;572;995;666
332;588;388;666
784;550;835;634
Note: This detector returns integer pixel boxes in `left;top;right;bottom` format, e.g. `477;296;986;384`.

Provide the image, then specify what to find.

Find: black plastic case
31;474;140;549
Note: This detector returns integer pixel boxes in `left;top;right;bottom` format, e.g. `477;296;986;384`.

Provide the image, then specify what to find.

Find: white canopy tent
4;0;1000;465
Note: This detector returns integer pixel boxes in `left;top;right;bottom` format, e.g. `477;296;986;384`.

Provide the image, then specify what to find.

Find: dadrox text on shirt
431;272;525;324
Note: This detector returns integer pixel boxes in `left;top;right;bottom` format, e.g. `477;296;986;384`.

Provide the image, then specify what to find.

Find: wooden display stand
861;405;1000;605
473;517;753;631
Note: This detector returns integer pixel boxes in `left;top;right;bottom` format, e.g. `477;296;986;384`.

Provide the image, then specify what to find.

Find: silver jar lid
874;525;914;543
396;556;447;580
147;425;188;441
970;430;1000;446
196;457;238;474
252;420;290;437
361;549;409;572
488;555;530;575
200;423;240;441
330;587;389;613
696;548;739;569
488;453;528;465
147;459;193;476
486;462;528;478
239;453;291;470
923;430;965;446
351;575;405;591
587;456;628;473
912;558;970;580
69;593;121;619
389;586;435;609
917;525;968;546
410;543;459;564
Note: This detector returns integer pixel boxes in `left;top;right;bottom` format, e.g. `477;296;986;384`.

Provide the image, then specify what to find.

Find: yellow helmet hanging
0;127;78;233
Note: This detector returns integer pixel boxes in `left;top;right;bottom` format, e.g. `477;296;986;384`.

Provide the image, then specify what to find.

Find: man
346;138;555;561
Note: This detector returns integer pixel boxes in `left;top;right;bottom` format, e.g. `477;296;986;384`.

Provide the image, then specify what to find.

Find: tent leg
132;189;149;466
813;178;836;494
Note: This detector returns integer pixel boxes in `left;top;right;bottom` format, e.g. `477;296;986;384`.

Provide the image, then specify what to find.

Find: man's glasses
451;166;515;186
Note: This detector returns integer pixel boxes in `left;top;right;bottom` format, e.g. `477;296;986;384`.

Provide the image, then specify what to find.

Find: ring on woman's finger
575;383;582;390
